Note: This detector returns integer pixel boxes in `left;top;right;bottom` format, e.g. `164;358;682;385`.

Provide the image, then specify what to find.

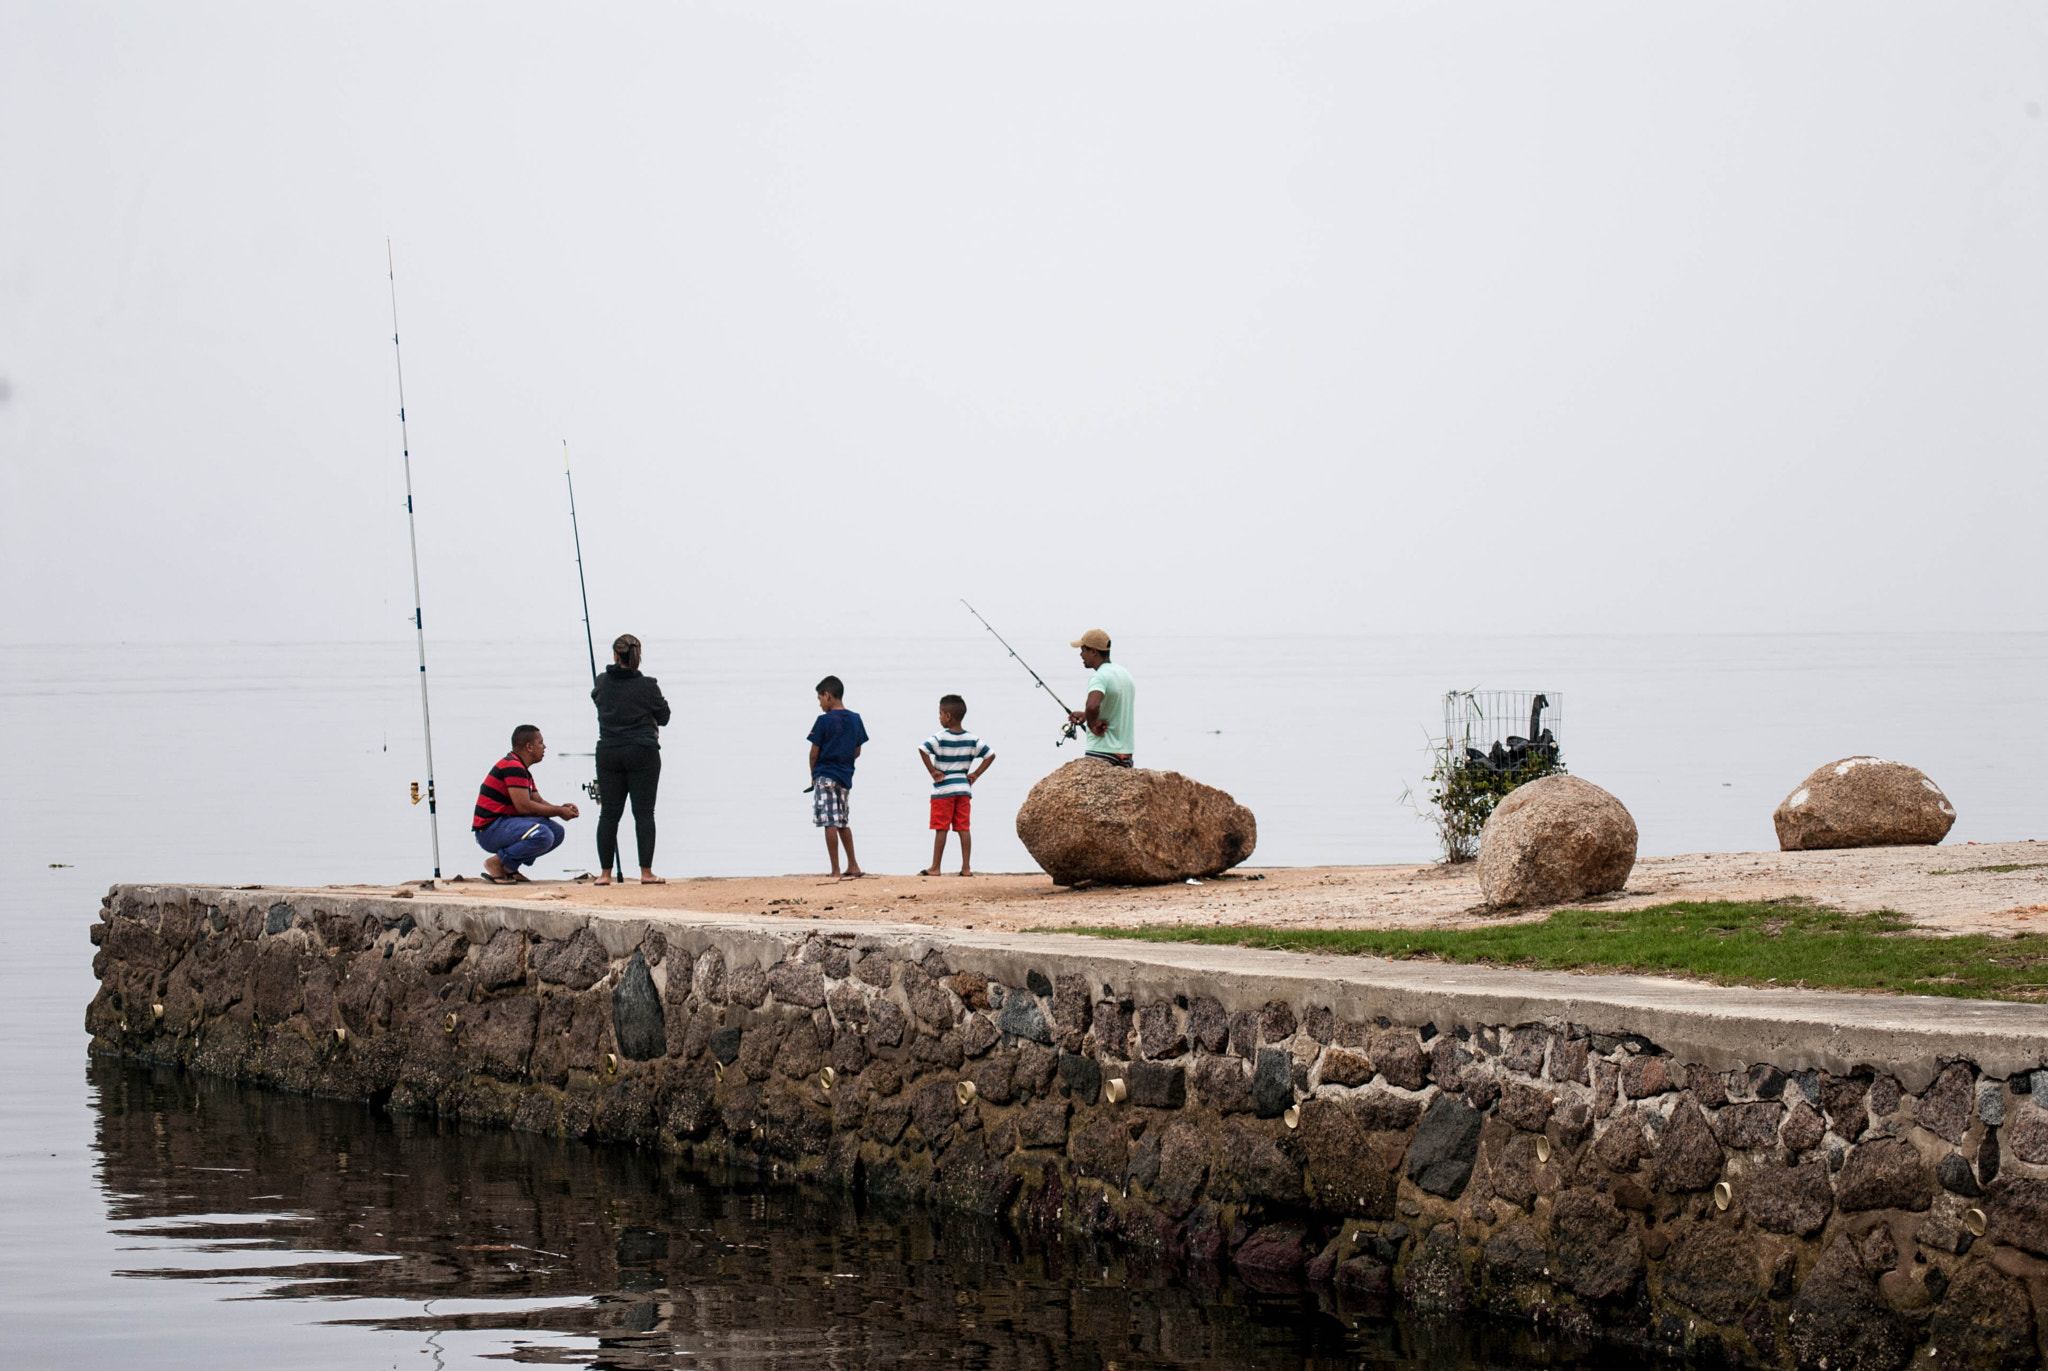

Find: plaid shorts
812;778;850;828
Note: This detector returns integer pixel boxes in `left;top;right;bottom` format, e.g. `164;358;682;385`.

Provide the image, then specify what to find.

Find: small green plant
1407;737;1568;864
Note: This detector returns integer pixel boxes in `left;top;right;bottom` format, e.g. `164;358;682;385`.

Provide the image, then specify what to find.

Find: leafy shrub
1415;738;1568;864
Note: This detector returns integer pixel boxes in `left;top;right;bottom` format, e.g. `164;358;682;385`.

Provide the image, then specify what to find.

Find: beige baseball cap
1070;629;1111;650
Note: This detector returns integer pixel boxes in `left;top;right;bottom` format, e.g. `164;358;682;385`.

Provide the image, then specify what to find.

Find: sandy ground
355;839;2048;938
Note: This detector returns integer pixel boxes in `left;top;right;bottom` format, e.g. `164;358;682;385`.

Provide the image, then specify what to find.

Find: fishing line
387;240;443;879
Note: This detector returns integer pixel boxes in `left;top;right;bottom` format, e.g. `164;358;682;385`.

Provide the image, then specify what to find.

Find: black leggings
595;743;661;871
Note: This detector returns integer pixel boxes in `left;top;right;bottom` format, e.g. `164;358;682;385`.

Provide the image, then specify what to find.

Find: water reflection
93;1060;1636;1369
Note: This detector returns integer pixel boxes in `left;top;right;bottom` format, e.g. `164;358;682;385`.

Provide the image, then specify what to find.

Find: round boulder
1772;757;1955;851
1477;774;1637;909
1016;758;1256;886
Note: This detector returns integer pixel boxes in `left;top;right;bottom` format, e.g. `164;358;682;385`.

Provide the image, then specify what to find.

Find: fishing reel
1057;718;1080;746
582;778;603;803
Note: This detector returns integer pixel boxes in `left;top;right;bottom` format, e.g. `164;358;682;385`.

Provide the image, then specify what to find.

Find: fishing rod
387;239;442;878
564;441;620;880
960;600;1080;745
565;441;601;683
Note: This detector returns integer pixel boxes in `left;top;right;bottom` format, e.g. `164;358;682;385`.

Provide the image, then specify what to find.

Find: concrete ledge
127;883;2048;1091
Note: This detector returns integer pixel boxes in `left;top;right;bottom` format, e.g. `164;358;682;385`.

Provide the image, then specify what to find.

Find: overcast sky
3;2;2044;648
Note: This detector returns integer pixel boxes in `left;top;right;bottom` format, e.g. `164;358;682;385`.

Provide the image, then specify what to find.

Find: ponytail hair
612;634;642;670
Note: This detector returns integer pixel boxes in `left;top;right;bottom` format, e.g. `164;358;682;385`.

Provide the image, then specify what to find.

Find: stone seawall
88;883;2048;1369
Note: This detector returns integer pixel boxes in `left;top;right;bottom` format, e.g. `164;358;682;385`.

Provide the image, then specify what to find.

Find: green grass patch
1930;862;2048;876
1057;901;2048;1002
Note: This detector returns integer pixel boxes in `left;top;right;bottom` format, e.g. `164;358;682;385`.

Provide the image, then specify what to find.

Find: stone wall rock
1475;775;1638;908
1789;1235;1913;1371
609;951;665;1061
1014;759;1257;886
1773;756;1958;851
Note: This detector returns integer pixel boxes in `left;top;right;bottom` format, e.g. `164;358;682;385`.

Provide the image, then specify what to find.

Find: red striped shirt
473;752;535;829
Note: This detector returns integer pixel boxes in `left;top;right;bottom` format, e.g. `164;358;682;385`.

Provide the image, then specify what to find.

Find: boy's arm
808;743;821;775
919;742;943;782
967;754;994;784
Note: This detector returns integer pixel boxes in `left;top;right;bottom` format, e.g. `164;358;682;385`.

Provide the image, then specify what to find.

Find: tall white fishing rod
388;240;442;879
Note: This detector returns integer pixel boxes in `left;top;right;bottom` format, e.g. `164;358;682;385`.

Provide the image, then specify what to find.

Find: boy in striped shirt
919;694;995;876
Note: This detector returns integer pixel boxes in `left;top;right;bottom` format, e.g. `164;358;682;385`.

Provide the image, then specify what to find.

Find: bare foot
957;869;973;877
483;857;517;884
842;868;866;879
594;873;611;886
922;866;942;877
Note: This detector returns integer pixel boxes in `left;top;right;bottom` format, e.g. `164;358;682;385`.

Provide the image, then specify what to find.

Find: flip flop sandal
482;872;519;885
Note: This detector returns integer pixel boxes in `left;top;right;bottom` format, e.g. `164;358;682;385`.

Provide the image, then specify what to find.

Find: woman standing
591;633;671;884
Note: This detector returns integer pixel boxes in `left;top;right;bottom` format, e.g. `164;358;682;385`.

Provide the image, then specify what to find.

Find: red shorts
929;794;971;832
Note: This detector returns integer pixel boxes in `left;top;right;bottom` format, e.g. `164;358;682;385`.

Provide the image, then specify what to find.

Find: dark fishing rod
387;240;442;878
960;600;1080;744
565;440;599;683
563;441;620;879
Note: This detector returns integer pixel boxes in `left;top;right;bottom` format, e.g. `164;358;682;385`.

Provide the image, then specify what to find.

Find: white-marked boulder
1478;775;1638;908
1772;757;1955;851
1016;758;1256;886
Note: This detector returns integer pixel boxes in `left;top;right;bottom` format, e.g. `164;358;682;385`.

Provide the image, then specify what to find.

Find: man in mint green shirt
1068;628;1135;766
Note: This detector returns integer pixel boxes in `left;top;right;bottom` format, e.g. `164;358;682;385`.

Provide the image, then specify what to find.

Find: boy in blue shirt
919;693;995;876
806;675;869;878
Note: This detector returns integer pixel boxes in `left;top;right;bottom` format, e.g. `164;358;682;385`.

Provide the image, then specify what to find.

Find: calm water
62;1058;1664;1370
4;634;2043;1365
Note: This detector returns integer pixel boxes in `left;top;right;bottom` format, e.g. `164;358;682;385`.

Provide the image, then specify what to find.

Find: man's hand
558;802;580;820
1067;710;1086;724
1089;719;1108;737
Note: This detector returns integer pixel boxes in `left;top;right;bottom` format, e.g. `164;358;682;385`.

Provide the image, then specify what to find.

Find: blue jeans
474;815;564;873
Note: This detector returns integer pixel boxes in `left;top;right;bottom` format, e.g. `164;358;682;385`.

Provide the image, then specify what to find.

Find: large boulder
1477;774;1637;908
1016;759;1256;886
1773;756;1956;851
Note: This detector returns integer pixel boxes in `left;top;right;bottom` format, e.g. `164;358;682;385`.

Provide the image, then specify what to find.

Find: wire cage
1443;690;1562;775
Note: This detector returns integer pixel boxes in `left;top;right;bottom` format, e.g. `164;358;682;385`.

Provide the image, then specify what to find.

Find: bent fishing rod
564;441;621;879
960;600;1081;745
388;240;442;878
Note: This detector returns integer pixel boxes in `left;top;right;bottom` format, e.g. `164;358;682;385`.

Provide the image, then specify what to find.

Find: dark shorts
1086;752;1134;769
